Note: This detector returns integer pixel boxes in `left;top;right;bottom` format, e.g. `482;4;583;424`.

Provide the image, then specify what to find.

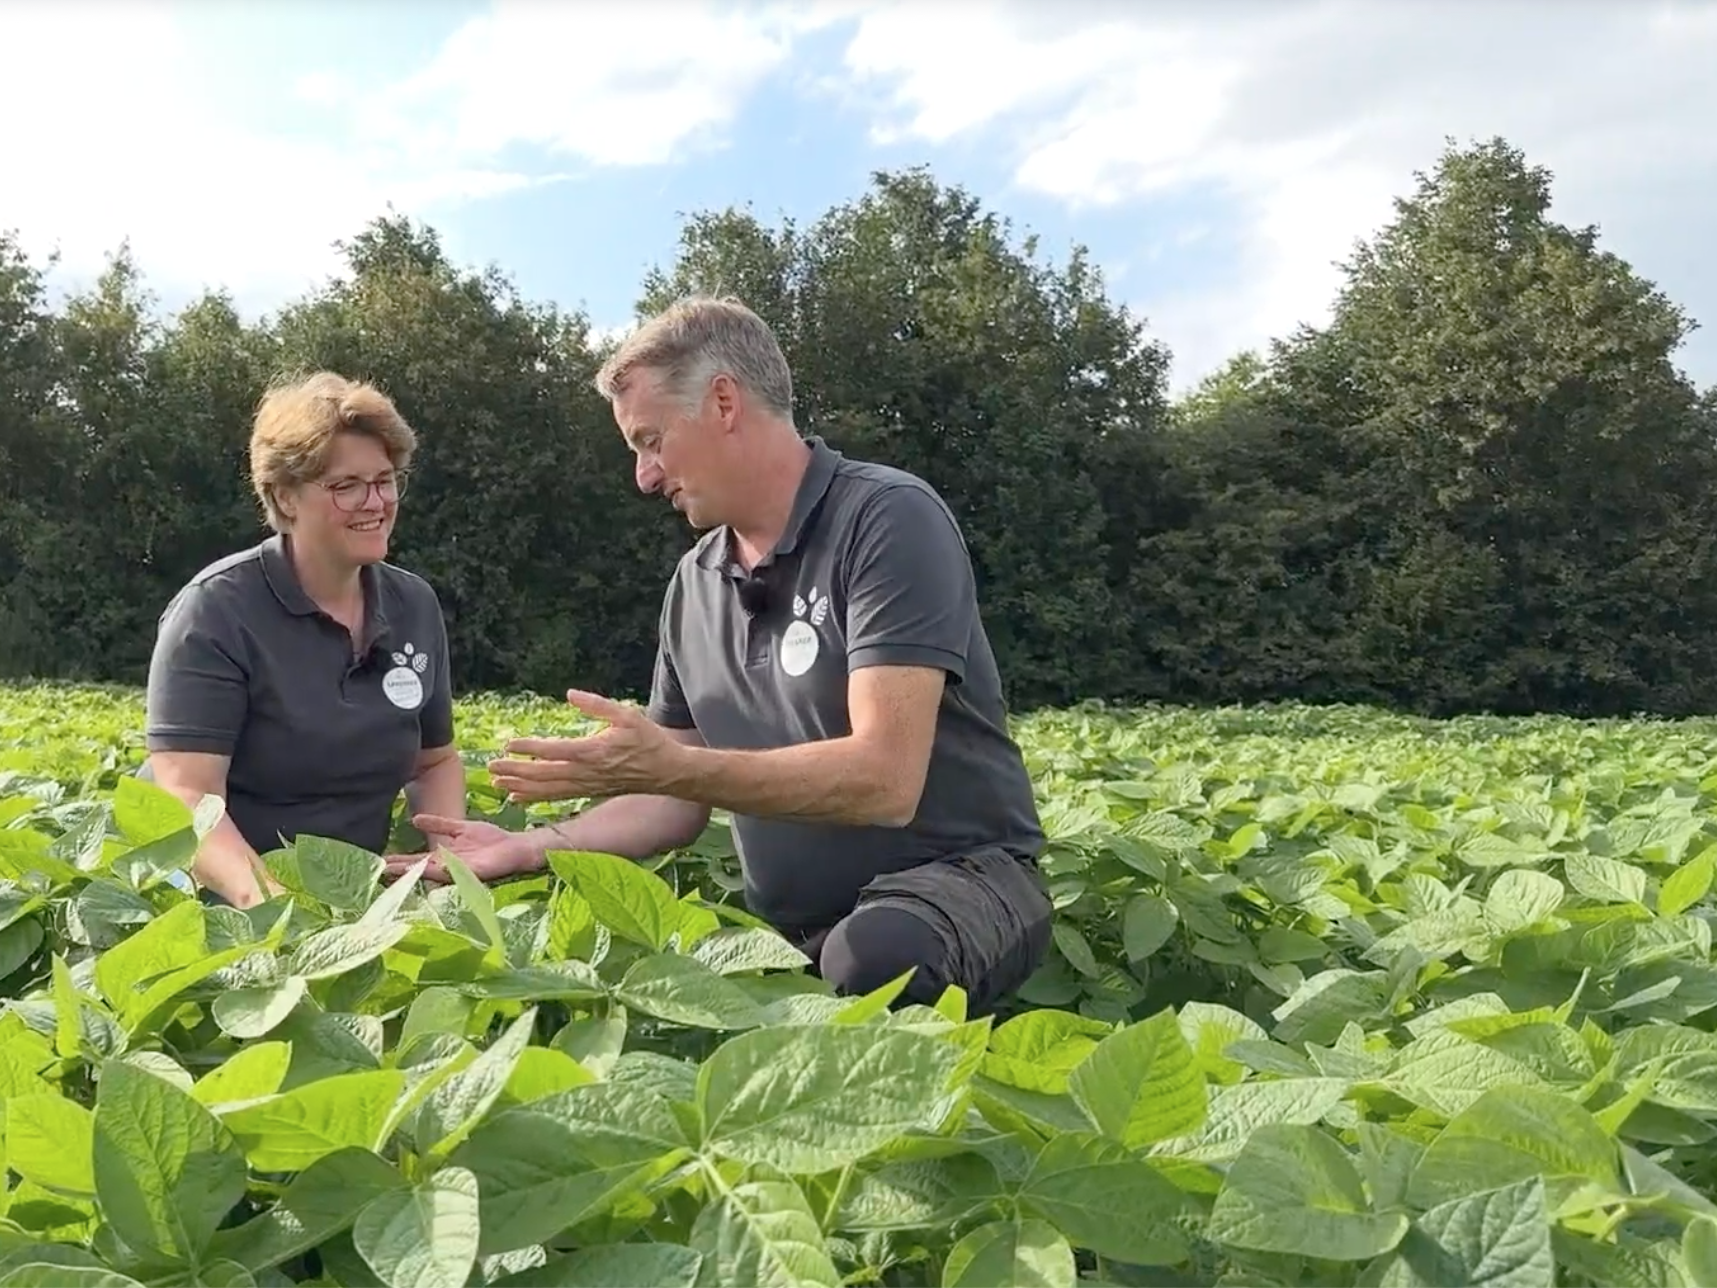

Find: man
386;296;1052;1016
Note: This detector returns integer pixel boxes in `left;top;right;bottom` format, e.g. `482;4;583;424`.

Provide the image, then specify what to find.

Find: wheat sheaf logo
793;589;830;626
781;588;826;677
391;642;430;673
383;641;428;709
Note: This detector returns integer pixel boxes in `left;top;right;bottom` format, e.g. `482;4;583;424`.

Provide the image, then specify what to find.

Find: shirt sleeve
842;482;976;682
419;587;456;749
144;583;250;756
644;579;696;729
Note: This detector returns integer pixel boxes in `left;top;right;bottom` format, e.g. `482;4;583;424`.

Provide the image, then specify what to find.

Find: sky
4;0;1715;396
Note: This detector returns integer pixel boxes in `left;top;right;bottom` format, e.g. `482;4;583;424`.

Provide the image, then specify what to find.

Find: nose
636;455;663;494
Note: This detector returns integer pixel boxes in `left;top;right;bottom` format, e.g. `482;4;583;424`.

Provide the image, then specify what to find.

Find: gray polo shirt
143;535;454;859
646;436;1045;932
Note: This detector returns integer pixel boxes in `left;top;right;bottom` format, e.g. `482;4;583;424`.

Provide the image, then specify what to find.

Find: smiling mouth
350;518;385;533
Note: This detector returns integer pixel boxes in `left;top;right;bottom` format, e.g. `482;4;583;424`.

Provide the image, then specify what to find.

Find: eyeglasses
319;473;408;512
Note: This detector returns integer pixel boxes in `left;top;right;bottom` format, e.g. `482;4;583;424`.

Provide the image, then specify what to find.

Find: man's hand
488;690;685;803
383;814;537;885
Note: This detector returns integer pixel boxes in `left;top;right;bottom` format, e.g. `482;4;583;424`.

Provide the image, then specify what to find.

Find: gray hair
595;295;794;420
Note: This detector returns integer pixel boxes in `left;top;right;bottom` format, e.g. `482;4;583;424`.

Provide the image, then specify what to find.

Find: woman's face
286;432;404;567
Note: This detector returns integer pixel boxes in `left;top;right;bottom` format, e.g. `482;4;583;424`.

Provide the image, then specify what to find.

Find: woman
142;371;467;907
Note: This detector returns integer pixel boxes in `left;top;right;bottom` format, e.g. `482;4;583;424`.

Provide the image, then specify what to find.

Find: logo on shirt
383;641;429;710
781;588;828;677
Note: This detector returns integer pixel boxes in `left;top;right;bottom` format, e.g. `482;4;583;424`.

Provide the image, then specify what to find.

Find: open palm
384;814;533;885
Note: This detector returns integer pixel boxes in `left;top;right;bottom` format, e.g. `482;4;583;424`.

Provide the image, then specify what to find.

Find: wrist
655;737;705;798
522;820;571;866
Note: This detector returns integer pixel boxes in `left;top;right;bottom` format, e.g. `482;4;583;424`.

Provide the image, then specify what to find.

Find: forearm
660;737;913;828
406;751;467;820
524;793;708;866
191;816;277;909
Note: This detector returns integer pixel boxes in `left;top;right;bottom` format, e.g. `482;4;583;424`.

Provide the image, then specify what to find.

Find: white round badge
780;619;820;677
383;665;424;710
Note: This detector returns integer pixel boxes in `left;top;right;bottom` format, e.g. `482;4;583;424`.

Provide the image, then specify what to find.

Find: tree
638;169;1173;707
1260;136;1717;714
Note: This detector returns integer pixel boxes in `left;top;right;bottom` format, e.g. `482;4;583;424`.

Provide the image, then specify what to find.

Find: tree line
3;136;1715;720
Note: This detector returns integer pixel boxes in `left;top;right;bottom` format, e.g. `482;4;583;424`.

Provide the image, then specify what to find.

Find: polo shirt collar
697;435;841;575
261;533;395;649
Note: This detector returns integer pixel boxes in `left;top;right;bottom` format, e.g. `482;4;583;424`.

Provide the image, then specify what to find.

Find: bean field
2;681;1716;1286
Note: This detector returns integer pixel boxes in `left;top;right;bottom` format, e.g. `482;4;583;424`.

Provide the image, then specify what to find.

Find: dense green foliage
3;137;1714;717
4;681;1717;1285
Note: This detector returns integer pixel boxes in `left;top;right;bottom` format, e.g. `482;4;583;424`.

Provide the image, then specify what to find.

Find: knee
819;904;947;1005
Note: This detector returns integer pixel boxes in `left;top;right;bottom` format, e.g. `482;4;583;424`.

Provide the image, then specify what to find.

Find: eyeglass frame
316;471;409;512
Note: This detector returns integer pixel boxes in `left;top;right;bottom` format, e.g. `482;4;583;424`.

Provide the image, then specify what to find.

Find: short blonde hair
248;372;416;531
595;295;794;419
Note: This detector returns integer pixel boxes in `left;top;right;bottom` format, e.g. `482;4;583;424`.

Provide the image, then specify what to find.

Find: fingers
411;813;468;836
491;777;570;804
566;689;638;725
499;737;585;760
489;755;576;780
383;852;450;885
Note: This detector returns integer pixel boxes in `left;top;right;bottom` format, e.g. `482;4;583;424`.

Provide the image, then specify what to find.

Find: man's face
614;370;729;530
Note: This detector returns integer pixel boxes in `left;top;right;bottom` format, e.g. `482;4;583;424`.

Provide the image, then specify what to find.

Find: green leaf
92;900;205;1010
1659;850;1715;918
689;1176;840;1288
687;926;810;975
612;952;767;1030
1050;921;1101;977
1374;1176;1554;1288
205;1146;410;1271
5;1094;94;1196
1407;1085;1621;1211
490;1244;702;1288
940;1217;1076;1288
1206;1122;1409;1261
1684;1215;1717;1288
353;1165;480;1288
212;977;306;1040
189;1042;291;1107
1483;869;1565;934
111;775;193;846
1258;925;1330;963
287;922;410;981
450;1085;689;1253
547;849;682;952
831;1154;1001;1232
1160;1077;1351;1163
1121;893;1178;962
981;1009;1111;1095
1563;854;1647;906
292;834;384;911
91;1057;249;1265
438;848;509;965
1016;1132;1190;1265
413;1007;536;1158
1615;1023;1717;1112
697;1023;962;1173
1066;1008;1208;1148
219;1069;407;1172
0;1268;145;1288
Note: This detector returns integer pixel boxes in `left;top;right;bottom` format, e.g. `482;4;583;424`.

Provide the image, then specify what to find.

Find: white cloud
8;0;1712;401
836;0;1717;392
0;5;544;313
0;0;829;313
348;1;817;170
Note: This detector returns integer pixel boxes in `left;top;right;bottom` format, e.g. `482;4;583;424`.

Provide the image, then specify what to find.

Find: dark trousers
782;847;1053;1018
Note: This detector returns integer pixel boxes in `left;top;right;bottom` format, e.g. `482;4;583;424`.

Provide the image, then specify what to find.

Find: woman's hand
383;814;538;885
